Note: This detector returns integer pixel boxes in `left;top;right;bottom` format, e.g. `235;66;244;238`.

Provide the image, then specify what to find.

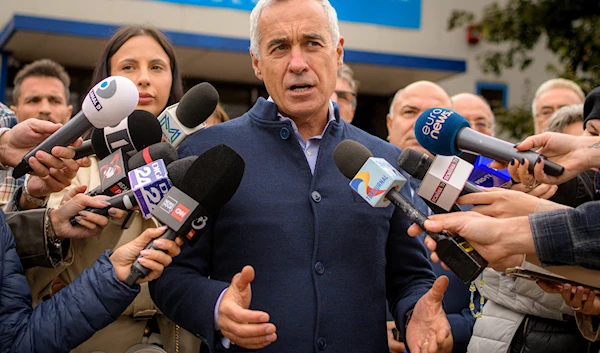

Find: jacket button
311;191;322;203
280;127;290;139
314;262;325;275
317;337;327;350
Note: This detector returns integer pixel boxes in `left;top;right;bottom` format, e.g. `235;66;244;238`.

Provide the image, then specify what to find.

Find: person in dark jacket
0;202;183;352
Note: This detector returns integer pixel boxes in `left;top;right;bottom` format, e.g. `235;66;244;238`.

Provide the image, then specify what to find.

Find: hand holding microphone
414;108;565;177
13;76;139;178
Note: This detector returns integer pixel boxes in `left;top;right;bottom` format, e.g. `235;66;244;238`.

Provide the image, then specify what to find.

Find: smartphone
505;267;600;292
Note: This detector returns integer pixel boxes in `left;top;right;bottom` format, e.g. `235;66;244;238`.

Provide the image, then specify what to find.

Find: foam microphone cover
179;145;245;212
176;82;220;128
128;142;179;170
397;148;431;180
165;156;198;188
414;108;470;156
91;110;163;159
333;140;373;179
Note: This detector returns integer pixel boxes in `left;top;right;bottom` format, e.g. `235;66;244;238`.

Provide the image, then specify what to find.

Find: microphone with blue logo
159;82;219;148
469;155;511;188
333;140;487;283
414;108;564;177
13;76;139;178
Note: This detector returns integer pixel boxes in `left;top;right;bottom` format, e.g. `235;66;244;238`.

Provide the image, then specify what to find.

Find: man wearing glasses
532;78;584;134
330;64;358;123
451;93;495;137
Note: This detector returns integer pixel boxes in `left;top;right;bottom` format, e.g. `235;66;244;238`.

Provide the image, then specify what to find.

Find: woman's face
110;35;173;117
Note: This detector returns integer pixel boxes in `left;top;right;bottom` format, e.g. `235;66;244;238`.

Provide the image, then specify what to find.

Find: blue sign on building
151;0;421;29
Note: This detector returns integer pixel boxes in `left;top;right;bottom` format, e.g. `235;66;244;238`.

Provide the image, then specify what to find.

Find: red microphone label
171;204;189;222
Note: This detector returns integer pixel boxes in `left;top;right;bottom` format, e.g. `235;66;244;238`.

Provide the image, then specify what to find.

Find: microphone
468;155;511;188
124;145;245;286
13;76;139;178
333;140;487;283
398;148;483;196
414;108;564;177
85;142;179;197
72;154;189;225
73;140;94;160
159;82;219;148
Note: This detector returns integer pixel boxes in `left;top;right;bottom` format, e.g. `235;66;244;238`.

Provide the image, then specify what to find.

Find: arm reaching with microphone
217;265;277;349
515;132;600;185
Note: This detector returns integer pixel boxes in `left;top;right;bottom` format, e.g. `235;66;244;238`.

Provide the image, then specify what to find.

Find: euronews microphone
73;110;162;160
159;82;219;148
13;76;138;178
124;144;245;286
333;140;487;283
414;108;564;177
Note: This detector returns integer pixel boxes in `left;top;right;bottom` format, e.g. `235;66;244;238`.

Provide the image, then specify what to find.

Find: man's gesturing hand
218;265;277;349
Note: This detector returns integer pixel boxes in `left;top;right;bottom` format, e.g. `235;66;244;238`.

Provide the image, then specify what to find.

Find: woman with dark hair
22;25;201;353
90;24;184;116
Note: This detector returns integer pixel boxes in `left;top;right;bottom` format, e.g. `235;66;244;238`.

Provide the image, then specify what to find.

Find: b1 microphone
333;140;487;283
468;155;511;188
73;140;94;160
124;145;245;286
414;108;564;177
13;76;138;178
159;82;219;148
79;110;162;160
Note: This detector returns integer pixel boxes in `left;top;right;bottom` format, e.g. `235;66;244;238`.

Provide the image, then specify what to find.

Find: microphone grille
397;148;431;180
414;108;470;156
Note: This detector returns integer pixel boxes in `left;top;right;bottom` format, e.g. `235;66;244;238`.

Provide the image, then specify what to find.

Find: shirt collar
266;96;336;139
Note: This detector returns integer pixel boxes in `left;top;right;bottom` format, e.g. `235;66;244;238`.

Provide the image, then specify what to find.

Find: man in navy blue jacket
150;0;453;352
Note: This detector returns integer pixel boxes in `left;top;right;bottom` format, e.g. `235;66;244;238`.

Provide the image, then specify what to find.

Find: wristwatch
23;174;49;207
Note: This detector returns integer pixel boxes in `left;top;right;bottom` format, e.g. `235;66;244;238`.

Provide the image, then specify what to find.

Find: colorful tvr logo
350;171;386;197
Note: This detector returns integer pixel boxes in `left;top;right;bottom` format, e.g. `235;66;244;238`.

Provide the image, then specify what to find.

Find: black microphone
159;82;219;147
73;110;162;160
414;108;564;177
333;140;487;284
124;145;245;286
398;148;483;196
13;76;139;178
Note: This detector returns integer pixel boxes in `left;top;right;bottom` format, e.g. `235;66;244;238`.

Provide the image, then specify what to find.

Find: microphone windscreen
179;145;244;212
128;142;179;170
584;87;600;129
127;110;163;150
414;108;470;156
333;140;373;179
90;128;110;159
166;156;198;188
397;148;431;180
176;82;220;128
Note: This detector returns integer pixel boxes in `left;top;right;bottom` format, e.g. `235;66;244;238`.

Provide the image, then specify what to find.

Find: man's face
11;76;72;125
534;87;582;134
251;0;343;121
331;77;356;123
386;84;452;156
453;96;494;136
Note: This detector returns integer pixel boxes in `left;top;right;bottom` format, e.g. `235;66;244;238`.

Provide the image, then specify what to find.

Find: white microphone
13;76;138;178
416;155;474;211
159;82;219;148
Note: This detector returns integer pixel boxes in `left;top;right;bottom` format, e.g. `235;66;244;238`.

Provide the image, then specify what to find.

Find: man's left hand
406;276;453;353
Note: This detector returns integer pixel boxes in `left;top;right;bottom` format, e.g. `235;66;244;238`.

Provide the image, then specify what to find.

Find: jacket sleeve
530;201;600;270
0;211;139;353
6;209;71;269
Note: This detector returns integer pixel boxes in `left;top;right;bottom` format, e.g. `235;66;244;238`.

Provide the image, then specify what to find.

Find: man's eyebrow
304;33;324;41
267;37;287;48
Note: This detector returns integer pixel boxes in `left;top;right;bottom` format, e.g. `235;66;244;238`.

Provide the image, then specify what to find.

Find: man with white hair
150;1;453;352
532;78;584;134
330;63;358;123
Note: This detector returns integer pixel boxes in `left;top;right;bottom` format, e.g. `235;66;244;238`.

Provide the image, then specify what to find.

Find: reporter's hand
507;158;558;199
51;185;128;239
515;132;599;185
459;188;543;218
0;119;61;167
218;265;277;349
110;226;183;284
538;282;600;316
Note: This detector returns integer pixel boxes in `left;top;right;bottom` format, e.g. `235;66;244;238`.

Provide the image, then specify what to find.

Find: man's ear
251;52;263;81
386;113;393;133
336;37;345;68
67;105;73;119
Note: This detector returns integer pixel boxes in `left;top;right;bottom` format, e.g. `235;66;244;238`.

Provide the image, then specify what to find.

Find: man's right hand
218;265;277;349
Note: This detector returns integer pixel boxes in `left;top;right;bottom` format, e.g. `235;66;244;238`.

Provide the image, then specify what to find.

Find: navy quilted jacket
0;210;139;352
